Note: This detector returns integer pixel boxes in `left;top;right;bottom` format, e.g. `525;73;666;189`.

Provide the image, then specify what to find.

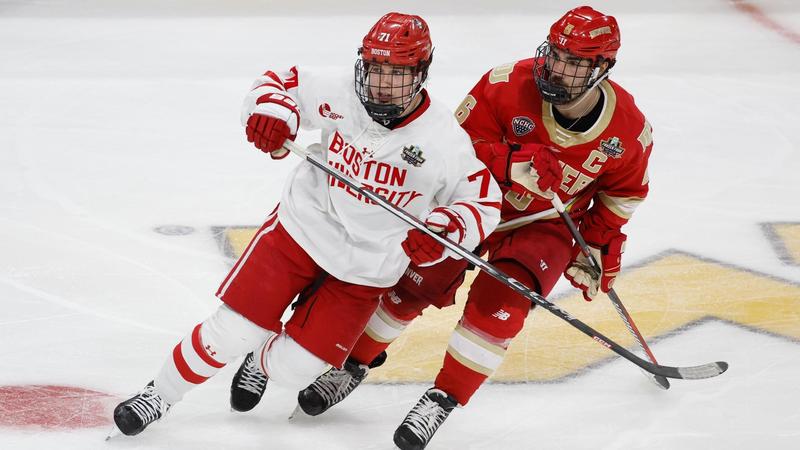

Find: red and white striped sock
154;323;227;405
152;305;272;405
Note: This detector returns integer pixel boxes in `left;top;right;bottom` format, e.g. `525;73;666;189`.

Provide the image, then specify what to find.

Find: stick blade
676;361;728;380
653;375;671;390
639;368;670;389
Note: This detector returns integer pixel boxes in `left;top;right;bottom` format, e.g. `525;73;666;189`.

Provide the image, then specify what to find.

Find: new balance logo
540;259;549;271
492;309;511;321
388;290;402;304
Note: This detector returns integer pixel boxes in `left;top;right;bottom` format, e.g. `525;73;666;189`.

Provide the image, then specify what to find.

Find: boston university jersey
241;67;501;287
456;58;653;237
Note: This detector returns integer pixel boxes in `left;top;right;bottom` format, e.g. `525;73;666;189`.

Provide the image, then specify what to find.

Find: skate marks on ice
0;385;116;430
208;225;800;383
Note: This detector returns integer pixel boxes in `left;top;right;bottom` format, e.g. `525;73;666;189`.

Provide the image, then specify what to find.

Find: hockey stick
550;195;670;389
282;140;728;381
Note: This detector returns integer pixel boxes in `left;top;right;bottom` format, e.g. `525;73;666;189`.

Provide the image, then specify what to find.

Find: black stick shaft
282;141;728;381
549;195;669;389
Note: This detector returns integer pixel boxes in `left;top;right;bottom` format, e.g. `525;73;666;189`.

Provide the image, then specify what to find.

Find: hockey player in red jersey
110;12;500;438
292;6;655;450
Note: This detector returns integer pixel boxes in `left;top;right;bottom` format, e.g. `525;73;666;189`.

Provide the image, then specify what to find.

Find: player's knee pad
261;333;328;390
199;305;273;362
462;260;536;340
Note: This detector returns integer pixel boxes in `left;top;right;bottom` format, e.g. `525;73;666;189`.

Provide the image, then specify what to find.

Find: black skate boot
393;388;458;450
113;381;170;436
296;351;385;417
230;352;269;412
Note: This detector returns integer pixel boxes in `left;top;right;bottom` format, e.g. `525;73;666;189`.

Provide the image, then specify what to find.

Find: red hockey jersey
457;58;653;243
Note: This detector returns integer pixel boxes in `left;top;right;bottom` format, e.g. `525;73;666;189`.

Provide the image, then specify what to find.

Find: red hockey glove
246;92;300;159
476;143;562;198
508;144;562;198
402;207;466;266
564;233;626;301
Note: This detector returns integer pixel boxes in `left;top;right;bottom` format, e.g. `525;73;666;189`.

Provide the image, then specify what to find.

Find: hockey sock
349;299;421;365
348;332;391;366
154;305;271;404
434;261;535;405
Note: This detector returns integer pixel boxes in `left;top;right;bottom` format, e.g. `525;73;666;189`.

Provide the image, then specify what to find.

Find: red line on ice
730;0;800;45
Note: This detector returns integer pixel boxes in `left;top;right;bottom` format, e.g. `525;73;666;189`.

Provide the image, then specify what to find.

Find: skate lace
237;354;268;395
403;395;449;442
128;384;167;425
313;367;362;405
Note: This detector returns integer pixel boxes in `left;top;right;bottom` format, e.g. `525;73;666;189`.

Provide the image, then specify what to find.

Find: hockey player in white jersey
111;12;501;438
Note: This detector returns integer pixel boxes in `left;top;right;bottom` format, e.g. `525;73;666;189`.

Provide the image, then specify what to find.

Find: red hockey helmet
548;6;620;62
533;7;621;104
360;12;433;67
356;13;434;122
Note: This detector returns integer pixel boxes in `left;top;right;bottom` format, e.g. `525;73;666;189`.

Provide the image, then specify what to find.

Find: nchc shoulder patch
512;116;536;137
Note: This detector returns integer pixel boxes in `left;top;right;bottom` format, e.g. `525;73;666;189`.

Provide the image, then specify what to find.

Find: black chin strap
378;90;428;129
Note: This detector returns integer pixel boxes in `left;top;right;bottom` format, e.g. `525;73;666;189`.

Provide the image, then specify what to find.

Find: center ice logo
208;223;800;382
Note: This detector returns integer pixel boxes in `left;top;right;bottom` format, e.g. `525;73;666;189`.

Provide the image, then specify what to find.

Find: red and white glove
564;233;626;301
246;92;300;159
476;142;562;198
402;207;466;266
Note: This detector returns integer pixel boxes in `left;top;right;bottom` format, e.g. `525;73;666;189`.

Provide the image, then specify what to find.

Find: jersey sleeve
456;69;522;185
582;120;654;245
240;66;324;132
457;69;507;145
431;137;502;263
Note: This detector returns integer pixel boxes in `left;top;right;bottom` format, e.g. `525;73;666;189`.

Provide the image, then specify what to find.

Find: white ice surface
1;1;799;449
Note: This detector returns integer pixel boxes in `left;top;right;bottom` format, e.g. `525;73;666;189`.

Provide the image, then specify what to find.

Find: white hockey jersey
241;66;501;287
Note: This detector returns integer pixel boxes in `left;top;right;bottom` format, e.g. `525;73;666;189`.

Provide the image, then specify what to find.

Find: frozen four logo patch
401;145;425;167
599;136;625;158
512;116;535;137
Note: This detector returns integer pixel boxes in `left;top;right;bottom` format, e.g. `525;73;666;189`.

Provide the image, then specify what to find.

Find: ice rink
1;0;799;448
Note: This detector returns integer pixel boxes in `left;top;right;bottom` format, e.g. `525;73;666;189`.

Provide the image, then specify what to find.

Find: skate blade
288;404;309;420
105;423;123;441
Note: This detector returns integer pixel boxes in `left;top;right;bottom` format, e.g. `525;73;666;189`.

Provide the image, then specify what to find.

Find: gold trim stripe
455;325;506;357
597;192;643;220
364;326;395;344
447;346;495;377
495;197;578;232
541;80;617;148
376;304;407;330
362;304;410;344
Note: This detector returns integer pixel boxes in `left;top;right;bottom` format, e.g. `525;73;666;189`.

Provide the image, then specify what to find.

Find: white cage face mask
354;59;425;122
532;41;605;105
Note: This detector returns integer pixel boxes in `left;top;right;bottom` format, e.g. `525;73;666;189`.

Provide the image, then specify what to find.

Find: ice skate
111;381;170;436
230;352;268;412
296;357;369;417
393;388;458;450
